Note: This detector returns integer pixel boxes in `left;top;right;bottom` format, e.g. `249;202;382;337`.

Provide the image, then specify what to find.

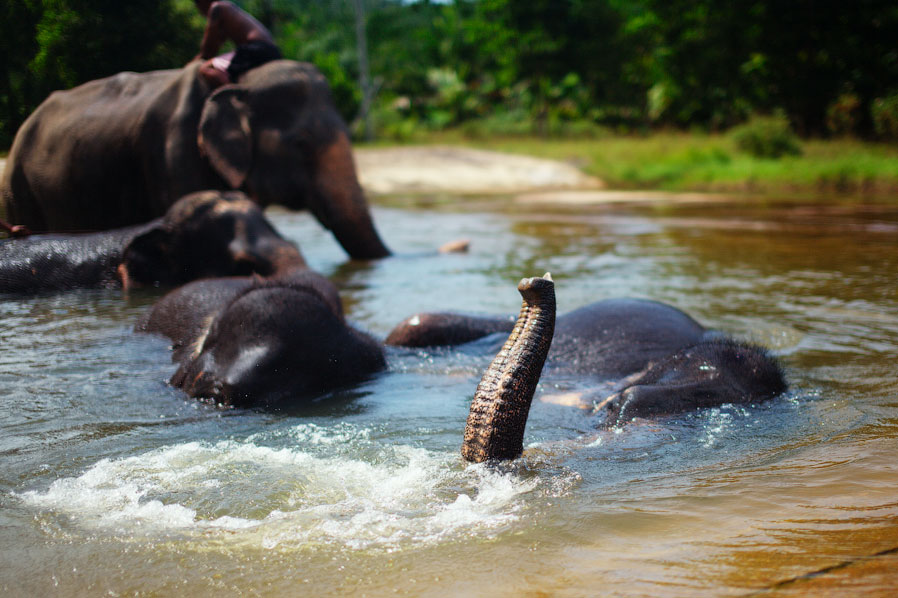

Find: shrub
460;111;533;138
458;111;609;139
730;112;802;158
826;93;861;136
370;100;421;142
871;93;898;141
544;118;610;139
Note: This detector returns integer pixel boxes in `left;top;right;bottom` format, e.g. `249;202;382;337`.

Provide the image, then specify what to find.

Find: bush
460;111;533;138
871;93;898;141
730;112;802;158
369;99;421;142
458;111;610;139
543;118;610;139
826;93;861;136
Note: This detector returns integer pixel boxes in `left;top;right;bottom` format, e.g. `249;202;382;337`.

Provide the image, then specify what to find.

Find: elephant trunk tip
517;272;554;302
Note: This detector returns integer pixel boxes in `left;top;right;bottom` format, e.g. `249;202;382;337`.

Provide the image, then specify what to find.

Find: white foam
17;424;541;550
696;405;749;448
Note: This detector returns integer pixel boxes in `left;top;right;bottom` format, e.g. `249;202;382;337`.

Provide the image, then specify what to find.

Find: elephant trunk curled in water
0;60;389;259
387;275;788;463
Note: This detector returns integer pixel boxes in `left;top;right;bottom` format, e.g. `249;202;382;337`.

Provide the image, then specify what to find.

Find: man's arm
196;1;274;60
197;1;234;59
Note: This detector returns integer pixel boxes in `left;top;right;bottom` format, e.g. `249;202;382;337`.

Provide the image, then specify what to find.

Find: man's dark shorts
227;41;282;81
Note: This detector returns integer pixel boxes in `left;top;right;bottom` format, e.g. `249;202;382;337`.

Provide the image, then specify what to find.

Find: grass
361;130;898;199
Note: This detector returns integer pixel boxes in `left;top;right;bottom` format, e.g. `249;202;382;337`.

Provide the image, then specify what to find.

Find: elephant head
162;271;386;407
595;339;787;426
119;190;306;288
196;61;390;260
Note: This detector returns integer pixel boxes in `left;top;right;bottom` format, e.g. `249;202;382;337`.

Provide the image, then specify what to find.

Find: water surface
2;198;897;597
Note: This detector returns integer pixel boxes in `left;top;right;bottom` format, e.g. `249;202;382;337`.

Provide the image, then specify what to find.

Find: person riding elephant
191;0;282;89
386;275;787;463
137;269;385;407
0;190;305;294
0;58;390;260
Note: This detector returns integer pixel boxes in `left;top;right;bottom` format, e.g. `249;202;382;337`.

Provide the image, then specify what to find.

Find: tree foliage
3;0;898;145
1;0;199;145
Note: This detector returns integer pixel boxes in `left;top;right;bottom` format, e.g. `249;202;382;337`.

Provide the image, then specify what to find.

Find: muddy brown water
1;197;897;597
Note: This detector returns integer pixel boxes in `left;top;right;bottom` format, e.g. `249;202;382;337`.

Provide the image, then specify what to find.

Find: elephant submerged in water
0;190;305;294
386;275;787;463
1;60;390;259
138;269;385;407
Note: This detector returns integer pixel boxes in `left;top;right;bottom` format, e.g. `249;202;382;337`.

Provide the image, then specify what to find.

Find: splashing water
18;423;544;552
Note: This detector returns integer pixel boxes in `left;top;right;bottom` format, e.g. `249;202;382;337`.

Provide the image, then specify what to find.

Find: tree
634;0;898;134
1;0;199;146
352;0;374;140
31;0;199;89
0;0;42;146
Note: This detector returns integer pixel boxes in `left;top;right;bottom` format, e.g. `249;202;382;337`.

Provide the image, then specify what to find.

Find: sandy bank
2;147;736;211
354;146;603;195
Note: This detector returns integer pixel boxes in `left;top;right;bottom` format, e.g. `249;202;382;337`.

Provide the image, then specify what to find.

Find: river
2;197;897;596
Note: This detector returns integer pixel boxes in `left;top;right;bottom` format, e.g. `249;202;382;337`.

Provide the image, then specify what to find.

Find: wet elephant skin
389;288;787;462
0;190;305;294
138;270;385;408
1;61;390;259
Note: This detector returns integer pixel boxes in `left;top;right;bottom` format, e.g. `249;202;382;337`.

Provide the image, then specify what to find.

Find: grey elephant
386;275;787;463
0;60;390;259
138;269;385;407
0;190;305;294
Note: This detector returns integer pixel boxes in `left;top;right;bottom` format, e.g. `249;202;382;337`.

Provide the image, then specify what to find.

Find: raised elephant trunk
462;274;556;463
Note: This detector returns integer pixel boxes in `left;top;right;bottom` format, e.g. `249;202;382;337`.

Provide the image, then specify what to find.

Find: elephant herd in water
0;60;787;463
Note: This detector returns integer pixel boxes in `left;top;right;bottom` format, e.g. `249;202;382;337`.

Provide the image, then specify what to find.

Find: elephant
0;190;305;294
0;60;390;259
137;269;385;407
385;275;787;463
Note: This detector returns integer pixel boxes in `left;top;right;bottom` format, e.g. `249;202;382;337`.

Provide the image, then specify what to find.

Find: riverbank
361;132;898;201
4;132;898;227
353;146;746;208
1;147;733;226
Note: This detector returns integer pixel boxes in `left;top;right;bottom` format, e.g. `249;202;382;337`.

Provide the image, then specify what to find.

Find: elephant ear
119;226;175;288
198;86;253;189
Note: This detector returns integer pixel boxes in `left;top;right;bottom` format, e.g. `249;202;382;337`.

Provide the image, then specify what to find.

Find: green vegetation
388;130;898;197
2;1;897;198
1;0;201;146
351;0;898;143
4;1;898;146
729;112;802;159
871;93;898;142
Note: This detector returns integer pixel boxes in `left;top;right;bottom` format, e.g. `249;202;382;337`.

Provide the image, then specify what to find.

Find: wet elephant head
143;270;386;408
597;340;787;426
197;61;390;260
120;190;306;288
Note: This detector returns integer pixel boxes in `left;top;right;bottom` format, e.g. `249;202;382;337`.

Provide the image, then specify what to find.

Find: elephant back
549;298;707;377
